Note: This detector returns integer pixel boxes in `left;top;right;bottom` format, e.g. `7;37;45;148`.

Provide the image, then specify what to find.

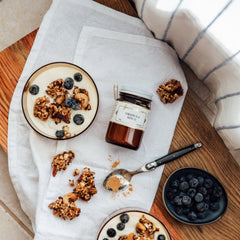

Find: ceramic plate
163;167;228;225
97;208;171;240
22;62;99;140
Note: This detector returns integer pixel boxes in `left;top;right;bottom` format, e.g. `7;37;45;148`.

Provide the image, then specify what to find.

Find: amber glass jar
106;87;152;150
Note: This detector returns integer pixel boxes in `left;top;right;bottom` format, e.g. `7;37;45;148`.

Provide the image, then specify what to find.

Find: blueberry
120;214;129;223
179;191;186;197
210;202;220;211
174;196;183;206
187;188;197;198
197;176;204;186
72;102;80;110
55;130;65;138
204;194;211;202
196;202;206;212
171;179;179;188
29;84;39;95
186;174;194;181
106;228;116;238
194;193;203;203
65;97;75;108
187;211;197;220
73;114;84;125
103;239;109;240
158;234;166;240
183;207;190;215
166;189;177;200
204;202;209;210
116;222;125;231
198;187;208;196
182;195;192;206
179;176;186;182
179;181;189;192
74;72;83;82
204;178;213;189
197;211;207;219
64;77;74;90
213;186;223;198
175;207;184;215
189;178;199;188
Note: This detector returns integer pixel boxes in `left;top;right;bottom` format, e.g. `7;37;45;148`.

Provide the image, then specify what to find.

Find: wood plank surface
0;0;239;240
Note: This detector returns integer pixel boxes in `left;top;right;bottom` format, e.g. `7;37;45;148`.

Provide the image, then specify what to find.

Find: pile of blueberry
165;171;224;221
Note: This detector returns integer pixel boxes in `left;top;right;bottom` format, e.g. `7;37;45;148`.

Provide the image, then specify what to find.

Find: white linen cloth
133;0;240;156
8;0;187;239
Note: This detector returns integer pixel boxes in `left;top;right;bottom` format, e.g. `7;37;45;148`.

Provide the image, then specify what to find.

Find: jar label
111;101;150;130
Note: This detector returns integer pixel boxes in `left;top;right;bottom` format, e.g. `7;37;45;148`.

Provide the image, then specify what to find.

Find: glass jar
105;87;152;150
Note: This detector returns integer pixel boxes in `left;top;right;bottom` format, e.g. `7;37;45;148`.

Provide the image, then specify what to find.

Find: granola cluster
33;96;50;121
48;193;80;220
51;151;75;177
119;215;159;240
156;79;183;104
73;167;97;201
45;79;67;98
48;104;71;124
33;79;91;128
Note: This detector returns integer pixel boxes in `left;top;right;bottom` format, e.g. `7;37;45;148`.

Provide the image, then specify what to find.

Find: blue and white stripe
182;0;233;61
201;50;240;83
140;0;147;19
215;91;240;104
162;0;184;41
215;125;240;131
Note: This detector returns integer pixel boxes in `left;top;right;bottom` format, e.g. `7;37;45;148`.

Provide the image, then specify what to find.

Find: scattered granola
156;79;183;104
48;193;80;220
73;167;97;201
73;168;80;177
69;179;75;187
33;96;50;121
51;151;75;177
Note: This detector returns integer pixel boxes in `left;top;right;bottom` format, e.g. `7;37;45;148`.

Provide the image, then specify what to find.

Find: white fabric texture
8;0;187;239
133;0;240;153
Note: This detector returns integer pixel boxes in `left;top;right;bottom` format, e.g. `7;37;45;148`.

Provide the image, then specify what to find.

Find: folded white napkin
8;0;187;239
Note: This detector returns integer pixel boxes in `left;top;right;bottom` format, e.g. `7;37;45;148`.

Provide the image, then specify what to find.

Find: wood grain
0;0;239;239
0;29;37;152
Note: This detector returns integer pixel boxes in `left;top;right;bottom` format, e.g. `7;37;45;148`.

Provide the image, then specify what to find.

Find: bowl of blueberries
163;167;228;225
21;62;99;140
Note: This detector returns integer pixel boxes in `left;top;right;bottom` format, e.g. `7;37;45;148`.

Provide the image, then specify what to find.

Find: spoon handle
145;142;202;170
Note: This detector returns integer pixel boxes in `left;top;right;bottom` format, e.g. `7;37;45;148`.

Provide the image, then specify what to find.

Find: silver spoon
103;142;202;192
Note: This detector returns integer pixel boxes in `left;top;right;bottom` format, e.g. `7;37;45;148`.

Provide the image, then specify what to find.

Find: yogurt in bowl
97;208;171;240
22;62;99;139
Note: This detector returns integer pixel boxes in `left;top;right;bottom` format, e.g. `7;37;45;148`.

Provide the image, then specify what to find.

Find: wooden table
0;0;240;239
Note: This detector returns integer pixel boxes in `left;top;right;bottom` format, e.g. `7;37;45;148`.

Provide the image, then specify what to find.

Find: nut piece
73;169;80;177
136;215;159;239
156;79;183;104
51;151;75;177
33;96;50;121
72;86;91;110
69;179;75;187
48;195;80;220
73;167;97;201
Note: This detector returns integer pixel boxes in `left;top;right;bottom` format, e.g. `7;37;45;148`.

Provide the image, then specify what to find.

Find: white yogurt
23;63;98;139
98;211;171;240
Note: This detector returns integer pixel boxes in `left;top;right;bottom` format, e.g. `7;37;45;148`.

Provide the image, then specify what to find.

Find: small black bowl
163;167;228;225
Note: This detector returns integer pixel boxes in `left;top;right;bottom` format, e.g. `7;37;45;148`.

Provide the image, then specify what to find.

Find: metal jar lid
119;86;153;101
